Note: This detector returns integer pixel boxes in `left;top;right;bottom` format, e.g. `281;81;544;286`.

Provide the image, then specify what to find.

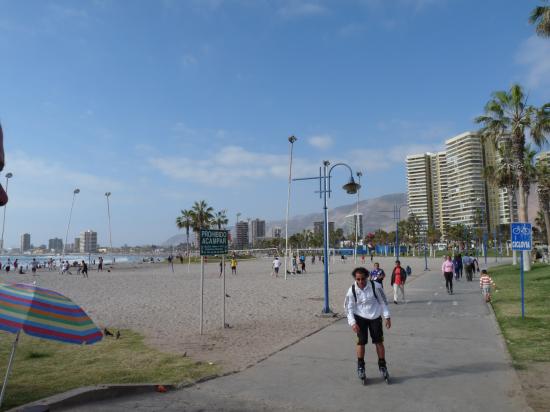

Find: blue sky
0;0;549;248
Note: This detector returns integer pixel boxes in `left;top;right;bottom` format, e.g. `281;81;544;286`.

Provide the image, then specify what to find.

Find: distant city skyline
0;1;548;247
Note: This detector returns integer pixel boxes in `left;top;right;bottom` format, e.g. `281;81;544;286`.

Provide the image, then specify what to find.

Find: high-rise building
235;221;249;250
272;226;282;238
406;131;517;236
344;213;363;238
20;233;31;252
80;230;98;253
406;154;433;227
74;237;81;253
538;151;550;167
48;238;63;253
250;219;266;246
314;221;335;235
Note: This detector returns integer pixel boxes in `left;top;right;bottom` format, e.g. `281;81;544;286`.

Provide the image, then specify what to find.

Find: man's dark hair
481;269;488;274
352;267;369;278
395;260;400;264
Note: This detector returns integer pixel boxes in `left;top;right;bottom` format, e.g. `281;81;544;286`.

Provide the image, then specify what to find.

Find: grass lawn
490;263;550;365
0;330;218;411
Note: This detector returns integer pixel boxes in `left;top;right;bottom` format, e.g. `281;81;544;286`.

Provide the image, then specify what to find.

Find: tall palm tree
476;84;550;270
176;209;193;246
213;210;229;229
530;2;550;38
176;209;194;271
484;141;517;224
190;200;214;232
536;162;550;244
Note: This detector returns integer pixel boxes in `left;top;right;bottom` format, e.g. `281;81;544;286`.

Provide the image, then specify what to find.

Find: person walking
272;256;281;277
98;256;104;272
370;262;386;287
463;253;474;281
479;269;496;302
390;260;407;304
442;255;455;294
453;254;463;280
300;255;306;273
344;267;391;383
230;257;237;275
81;260;88;278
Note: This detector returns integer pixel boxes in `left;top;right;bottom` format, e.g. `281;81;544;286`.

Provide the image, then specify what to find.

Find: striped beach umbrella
0;282;103;406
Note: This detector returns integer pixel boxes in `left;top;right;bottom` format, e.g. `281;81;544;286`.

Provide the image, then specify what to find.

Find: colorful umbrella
0;282;103;406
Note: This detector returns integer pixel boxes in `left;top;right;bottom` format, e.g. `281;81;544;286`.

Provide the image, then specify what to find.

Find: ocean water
0;254;157;267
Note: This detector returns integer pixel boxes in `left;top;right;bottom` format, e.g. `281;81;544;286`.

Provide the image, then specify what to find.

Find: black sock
378;358;386;368
357;358;365;367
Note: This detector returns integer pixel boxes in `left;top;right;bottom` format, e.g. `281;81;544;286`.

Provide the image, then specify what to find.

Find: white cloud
349;143;443;173
148;145;315;186
308;135;333;150
278;1;328;18
181;54;198;67
515;35;550;94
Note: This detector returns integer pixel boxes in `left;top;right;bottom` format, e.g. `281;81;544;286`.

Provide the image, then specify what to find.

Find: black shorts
354;315;384;345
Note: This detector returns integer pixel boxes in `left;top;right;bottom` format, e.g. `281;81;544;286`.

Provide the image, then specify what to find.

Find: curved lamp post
0;173;13;252
62;188;80;260
105;192;113;255
293;161;360;313
284;135;297;280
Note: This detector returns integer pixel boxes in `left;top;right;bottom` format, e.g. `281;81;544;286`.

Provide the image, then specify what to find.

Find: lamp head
288;135;297;143
74;188;80;194
343;177;361;194
5;173;13;179
105;192;111;197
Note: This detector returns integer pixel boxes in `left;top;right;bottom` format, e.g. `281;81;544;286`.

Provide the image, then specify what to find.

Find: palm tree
213;210;229;229
476;84;550;270
484;141;517;224
190;200;214;232
536;162;550;244
176;209;194;271
530;2;550;38
535;210;548;243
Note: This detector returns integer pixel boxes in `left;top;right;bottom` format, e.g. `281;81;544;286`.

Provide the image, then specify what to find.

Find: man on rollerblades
344;267;392;384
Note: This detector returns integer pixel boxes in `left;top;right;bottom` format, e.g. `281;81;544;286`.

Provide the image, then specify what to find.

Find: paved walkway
68;263;531;412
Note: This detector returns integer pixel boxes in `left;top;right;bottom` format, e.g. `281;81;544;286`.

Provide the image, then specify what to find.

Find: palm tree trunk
509;188;517;265
544;210;550;247
186;228;190;274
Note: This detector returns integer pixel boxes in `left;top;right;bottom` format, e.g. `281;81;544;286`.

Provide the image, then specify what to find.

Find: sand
0;256;486;372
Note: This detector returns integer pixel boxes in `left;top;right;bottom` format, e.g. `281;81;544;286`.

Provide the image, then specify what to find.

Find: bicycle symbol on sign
512;226;531;235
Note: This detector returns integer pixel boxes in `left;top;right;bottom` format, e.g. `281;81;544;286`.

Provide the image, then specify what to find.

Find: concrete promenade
68;259;530;412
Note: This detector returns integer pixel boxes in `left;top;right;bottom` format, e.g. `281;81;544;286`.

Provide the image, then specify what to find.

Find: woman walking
442;255;455;295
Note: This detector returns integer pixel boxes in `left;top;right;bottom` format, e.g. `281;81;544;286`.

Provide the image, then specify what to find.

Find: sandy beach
0;256;504;372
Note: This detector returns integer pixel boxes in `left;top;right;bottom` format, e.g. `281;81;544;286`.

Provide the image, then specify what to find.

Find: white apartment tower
80;230;98;253
406;154;432;227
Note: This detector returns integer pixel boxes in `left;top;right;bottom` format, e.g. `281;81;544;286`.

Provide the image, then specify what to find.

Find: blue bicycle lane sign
511;223;532;251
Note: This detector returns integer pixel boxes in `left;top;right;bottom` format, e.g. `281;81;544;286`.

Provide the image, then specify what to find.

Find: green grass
489;263;550;365
0;330;218;410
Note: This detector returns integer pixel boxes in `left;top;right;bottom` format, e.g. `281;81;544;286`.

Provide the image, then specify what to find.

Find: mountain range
162;193;406;246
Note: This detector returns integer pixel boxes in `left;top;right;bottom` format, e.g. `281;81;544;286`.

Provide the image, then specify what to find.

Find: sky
0;0;549;248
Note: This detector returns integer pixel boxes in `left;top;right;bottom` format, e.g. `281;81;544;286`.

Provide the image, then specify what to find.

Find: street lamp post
0;173;13;252
354;171;362;264
379;204;407;260
62;188;80;261
424;225;429;271
284;136;297;280
293;161;360;314
105;192;113;256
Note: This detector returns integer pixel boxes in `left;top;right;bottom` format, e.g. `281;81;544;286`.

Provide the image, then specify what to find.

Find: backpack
406;265;412;276
351;280;380;304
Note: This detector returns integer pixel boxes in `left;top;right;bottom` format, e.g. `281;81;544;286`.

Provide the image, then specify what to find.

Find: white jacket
344;281;390;326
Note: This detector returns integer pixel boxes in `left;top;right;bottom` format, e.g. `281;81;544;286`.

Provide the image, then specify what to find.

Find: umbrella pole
0;330;21;407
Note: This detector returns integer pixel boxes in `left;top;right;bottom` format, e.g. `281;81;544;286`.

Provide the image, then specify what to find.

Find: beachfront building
538;151;550;167
344;213;363;238
234;221;249;250
48;238;63;253
250;219;266;247
313;221;335;235
272;226;282;238
406;131;517;236
406;153;433;228
80;230;98;253
74;237;80;253
20;233;31;252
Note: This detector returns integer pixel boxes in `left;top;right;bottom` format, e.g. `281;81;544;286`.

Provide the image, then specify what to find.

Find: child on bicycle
479;269;496;302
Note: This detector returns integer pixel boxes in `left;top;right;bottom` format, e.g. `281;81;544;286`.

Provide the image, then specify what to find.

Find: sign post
511;223;532;319
199;229;228;334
